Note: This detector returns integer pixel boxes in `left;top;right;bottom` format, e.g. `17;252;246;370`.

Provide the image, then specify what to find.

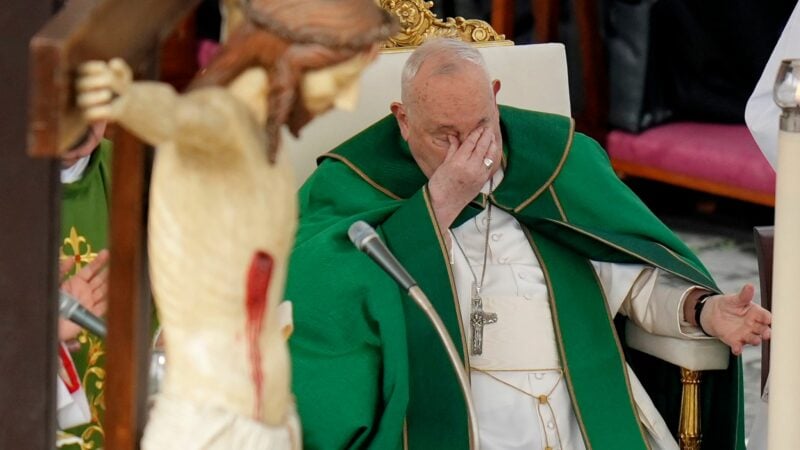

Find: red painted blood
246;250;274;419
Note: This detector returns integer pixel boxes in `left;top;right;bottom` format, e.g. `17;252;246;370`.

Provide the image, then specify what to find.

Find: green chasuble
287;106;745;450
59;139;112;449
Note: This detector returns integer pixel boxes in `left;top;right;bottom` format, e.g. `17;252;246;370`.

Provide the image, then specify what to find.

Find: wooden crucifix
25;0;199;448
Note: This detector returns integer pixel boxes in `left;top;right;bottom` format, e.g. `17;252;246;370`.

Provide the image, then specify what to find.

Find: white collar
60;155;91;184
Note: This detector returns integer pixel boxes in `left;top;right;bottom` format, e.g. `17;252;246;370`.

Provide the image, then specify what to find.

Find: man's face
392;64;502;178
61;121;107;168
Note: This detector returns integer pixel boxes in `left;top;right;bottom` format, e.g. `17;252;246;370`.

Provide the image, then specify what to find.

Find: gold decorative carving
679;368;702;450
378;0;510;49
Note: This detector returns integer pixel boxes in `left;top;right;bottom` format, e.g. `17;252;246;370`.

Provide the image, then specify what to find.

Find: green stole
294;106;744;449
59;140;112;449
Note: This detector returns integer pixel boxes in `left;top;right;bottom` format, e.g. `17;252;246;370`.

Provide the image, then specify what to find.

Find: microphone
347;220;480;448
59;291;107;338
347;221;417;292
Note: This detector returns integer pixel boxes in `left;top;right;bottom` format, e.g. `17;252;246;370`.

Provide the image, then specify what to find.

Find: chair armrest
625;321;729;371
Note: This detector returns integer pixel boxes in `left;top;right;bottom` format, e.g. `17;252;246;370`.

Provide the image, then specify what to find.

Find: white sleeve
56;378;91;430
591;261;710;339
745;1;800;169
56;344;92;430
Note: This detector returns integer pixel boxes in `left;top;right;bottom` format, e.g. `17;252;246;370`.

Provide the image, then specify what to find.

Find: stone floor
629;179;775;439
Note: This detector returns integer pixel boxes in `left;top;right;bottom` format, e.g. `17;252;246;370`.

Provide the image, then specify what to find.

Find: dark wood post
0;1;61;449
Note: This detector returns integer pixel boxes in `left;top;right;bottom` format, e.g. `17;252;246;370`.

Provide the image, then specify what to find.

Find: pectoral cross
470;282;497;355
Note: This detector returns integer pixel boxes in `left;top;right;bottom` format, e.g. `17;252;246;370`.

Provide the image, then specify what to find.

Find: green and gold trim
528;228;650;450
511;118;574;214
322;153;403;200
588;261;653;449
534;219;717;292
526;229;594;450
423;186;470;371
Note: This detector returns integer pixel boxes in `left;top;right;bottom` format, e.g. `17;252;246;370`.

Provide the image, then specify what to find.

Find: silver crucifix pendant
470;282;497;355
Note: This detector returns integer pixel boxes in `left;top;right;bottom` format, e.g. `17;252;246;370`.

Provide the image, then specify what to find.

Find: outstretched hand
699;284;771;355
58;249;111;342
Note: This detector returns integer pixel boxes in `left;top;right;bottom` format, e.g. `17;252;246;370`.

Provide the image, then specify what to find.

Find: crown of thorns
241;0;398;50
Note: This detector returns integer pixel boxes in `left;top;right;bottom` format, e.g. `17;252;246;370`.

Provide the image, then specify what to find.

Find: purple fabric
606;123;776;195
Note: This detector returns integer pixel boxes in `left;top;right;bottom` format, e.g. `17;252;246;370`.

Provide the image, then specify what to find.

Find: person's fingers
59;258;76;281
89;265;109;291
460;127;484;159
746;332;762;346
92;271;109;304
752;306;772;325
475;127;494;159
735;284;755;306
92;293;108;317
445;136;459;160
762;327;772;340
65;339;82;353
749;321;770;335
76;249;110;282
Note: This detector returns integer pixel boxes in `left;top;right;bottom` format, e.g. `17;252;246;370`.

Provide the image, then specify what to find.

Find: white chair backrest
284;43;571;184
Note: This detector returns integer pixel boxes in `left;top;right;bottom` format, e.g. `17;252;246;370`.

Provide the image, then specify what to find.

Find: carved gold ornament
378;0;510;49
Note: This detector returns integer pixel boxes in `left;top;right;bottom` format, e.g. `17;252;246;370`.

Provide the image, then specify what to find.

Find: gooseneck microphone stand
348;220;480;449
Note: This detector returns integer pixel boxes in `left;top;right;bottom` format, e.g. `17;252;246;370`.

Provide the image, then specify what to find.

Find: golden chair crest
378;0;509;48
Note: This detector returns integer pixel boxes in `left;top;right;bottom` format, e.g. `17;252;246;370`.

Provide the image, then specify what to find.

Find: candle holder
768;57;800;450
774;59;800;131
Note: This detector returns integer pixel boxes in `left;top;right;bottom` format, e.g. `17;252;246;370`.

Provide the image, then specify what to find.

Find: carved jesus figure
76;0;396;448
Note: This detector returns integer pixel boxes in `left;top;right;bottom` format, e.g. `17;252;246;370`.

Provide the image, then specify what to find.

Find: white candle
768;59;800;450
768;130;800;450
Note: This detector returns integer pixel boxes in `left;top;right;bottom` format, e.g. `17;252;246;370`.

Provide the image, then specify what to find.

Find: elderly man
287;38;769;449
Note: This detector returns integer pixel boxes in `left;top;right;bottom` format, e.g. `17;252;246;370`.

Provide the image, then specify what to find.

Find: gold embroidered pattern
60;226;98;270
59;225;106;449
67;329;106;450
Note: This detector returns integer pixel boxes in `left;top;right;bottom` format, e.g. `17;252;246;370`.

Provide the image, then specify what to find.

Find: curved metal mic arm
407;285;480;450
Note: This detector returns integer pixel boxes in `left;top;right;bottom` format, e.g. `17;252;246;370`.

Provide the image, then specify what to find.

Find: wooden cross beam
27;0;199;448
29;0;200;155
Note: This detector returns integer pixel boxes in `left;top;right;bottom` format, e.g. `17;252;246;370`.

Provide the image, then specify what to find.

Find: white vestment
449;170;711;450
744;0;800;169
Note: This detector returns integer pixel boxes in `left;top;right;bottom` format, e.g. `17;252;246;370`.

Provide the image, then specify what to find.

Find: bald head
400;38;492;108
